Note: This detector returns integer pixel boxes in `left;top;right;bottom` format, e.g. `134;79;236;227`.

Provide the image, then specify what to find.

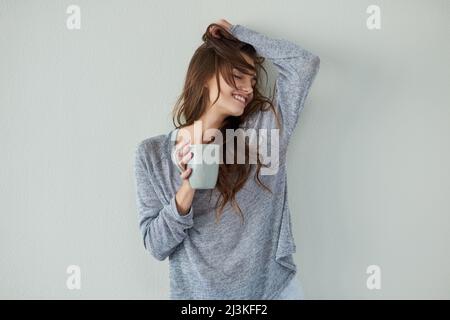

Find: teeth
233;95;245;103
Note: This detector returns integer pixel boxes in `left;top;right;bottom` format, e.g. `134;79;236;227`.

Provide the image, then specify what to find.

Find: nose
238;83;253;95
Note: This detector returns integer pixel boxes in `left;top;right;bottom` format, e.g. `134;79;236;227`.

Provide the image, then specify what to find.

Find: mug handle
171;147;185;174
171;144;192;174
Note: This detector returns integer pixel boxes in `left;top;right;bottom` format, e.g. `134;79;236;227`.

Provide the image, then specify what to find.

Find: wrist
175;181;195;216
181;179;195;194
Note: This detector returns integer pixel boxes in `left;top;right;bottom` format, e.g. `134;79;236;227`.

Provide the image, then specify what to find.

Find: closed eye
234;75;257;87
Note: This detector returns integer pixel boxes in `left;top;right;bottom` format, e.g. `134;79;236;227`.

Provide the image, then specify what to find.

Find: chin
231;102;246;115
220;104;245;117
218;97;246;116
229;107;245;117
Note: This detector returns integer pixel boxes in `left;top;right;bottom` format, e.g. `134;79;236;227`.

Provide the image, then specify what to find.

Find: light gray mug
186;143;220;189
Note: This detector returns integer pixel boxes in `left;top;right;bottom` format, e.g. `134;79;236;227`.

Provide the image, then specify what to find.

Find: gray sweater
133;24;320;299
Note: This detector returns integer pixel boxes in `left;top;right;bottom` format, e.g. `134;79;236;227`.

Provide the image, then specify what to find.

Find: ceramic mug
184;143;220;189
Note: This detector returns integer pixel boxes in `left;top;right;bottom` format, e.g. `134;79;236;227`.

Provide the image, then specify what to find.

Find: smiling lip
232;93;248;105
234;98;245;106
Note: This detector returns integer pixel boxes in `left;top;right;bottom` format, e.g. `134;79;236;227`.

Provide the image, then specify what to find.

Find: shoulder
134;133;169;168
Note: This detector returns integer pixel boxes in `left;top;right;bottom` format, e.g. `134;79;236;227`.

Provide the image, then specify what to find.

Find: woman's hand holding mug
174;136;195;215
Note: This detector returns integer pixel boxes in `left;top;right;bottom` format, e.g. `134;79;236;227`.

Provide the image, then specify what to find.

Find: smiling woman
134;19;320;300
170;21;281;220
231;68;257;103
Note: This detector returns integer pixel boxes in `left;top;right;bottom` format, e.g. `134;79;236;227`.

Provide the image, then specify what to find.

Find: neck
176;110;228;145
193;110;226;144
198;108;226;132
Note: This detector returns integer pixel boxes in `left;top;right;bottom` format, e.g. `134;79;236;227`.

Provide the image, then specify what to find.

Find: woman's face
205;54;257;117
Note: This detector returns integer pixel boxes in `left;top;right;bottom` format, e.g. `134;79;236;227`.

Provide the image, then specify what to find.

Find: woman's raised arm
229;23;320;148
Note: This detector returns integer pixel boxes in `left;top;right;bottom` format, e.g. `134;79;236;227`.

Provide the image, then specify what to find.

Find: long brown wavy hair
172;23;281;224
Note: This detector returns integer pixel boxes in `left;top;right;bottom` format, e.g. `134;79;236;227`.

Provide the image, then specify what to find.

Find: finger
212;28;220;38
177;145;191;167
177;138;190;154
179;150;193;166
179;143;192;158
175;162;184;174
180;167;192;180
176;138;191;158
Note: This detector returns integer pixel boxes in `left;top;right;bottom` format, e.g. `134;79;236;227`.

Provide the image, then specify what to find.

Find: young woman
134;19;320;299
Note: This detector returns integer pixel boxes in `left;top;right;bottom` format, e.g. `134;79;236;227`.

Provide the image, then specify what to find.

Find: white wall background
1;0;449;299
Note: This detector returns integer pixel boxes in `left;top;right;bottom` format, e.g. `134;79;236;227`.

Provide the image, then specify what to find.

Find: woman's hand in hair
209;19;232;38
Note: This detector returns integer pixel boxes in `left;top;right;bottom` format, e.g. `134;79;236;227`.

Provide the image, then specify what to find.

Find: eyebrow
232;71;257;84
243;72;257;80
234;68;257;77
